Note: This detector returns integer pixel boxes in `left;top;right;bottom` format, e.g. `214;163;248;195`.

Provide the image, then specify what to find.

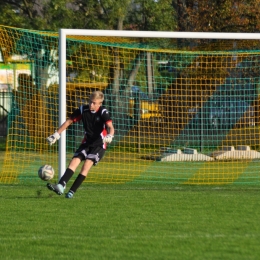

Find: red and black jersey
69;104;112;147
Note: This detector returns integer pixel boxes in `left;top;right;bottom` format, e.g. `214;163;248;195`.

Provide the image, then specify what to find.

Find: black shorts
73;144;105;166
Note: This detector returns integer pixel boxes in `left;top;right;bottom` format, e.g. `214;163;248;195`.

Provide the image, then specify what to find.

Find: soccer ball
38;165;55;181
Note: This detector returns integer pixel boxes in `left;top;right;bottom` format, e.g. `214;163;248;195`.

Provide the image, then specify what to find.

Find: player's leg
59;157;82;186
47;156;83;195
65;159;93;198
65;146;105;198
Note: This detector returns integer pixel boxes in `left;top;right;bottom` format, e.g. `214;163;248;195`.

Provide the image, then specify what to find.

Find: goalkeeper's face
89;98;102;112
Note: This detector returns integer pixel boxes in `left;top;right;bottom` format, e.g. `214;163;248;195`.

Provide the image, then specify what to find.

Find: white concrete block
160;153;214;162
214;150;260;160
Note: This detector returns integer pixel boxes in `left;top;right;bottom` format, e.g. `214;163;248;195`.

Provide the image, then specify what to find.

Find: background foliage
1;0;259;33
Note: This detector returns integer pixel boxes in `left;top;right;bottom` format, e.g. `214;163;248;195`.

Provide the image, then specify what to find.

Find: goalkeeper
46;90;114;198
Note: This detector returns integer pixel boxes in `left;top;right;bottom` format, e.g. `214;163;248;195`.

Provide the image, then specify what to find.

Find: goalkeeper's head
89;91;104;112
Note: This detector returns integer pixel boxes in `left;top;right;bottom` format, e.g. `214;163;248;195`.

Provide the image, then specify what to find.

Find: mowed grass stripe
184;160;260;185
0;184;260;260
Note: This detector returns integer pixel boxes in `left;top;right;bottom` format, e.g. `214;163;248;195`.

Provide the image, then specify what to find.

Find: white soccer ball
38;165;55;181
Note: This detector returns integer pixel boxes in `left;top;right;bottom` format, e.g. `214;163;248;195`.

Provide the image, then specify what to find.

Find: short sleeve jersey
70;104;112;147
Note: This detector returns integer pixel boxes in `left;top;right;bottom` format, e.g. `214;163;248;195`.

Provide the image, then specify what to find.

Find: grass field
1;183;260;260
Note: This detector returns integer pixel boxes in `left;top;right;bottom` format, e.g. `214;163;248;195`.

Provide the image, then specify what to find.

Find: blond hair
90;91;104;102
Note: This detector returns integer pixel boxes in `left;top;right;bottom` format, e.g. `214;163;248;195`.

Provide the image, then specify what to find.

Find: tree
127;0;176;31
175;0;260;32
1;0;177;134
0;0;106;30
0;0;42;29
99;0;177;134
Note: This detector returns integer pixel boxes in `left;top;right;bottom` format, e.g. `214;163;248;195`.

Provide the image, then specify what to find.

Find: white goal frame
58;29;260;179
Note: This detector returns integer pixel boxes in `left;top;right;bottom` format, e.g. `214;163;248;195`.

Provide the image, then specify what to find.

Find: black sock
69;174;86;193
58;168;74;187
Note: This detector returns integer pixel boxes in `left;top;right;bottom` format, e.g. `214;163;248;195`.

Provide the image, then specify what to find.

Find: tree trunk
146;52;154;98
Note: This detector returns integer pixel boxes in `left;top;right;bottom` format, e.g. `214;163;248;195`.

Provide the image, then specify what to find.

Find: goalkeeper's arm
103;121;115;144
47;118;73;145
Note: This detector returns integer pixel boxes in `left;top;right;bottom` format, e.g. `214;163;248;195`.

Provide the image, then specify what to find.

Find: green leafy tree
1;0;177;134
0;0;35;29
0;0;107;30
128;0;176;31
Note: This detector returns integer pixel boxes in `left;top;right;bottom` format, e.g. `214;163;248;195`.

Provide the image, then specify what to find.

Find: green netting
0;25;260;185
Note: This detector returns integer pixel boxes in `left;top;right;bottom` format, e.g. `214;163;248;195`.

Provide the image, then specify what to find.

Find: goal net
0;25;260;185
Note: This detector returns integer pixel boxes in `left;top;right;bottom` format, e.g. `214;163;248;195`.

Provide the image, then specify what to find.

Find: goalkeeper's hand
47;131;60;145
103;134;114;144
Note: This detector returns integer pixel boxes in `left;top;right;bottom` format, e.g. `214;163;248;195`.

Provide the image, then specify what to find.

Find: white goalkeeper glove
47;131;60;145
103;134;114;144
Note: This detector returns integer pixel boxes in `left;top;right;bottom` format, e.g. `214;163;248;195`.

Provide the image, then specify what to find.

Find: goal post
1;24;260;185
58;29;260;181
58;29;67;180
59;29;260;183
